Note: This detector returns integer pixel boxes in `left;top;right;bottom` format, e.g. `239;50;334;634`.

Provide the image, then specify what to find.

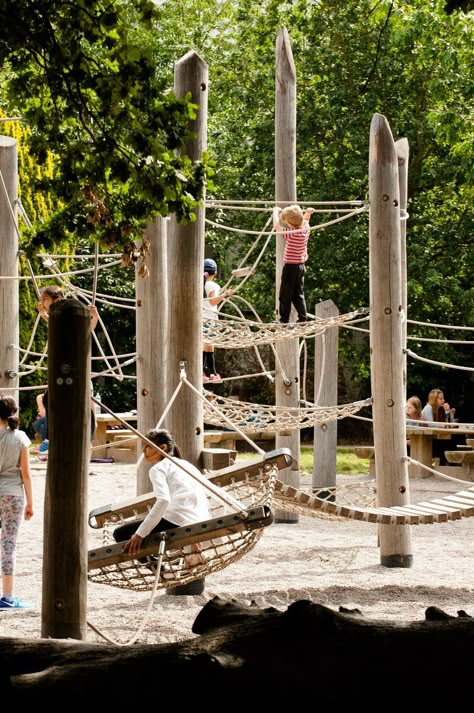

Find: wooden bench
203;429;279;451
444;450;474;480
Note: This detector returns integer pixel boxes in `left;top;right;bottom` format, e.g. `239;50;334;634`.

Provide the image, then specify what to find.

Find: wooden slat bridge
273;480;474;525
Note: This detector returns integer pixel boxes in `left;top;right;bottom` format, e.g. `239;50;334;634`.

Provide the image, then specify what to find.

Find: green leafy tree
0;0;209;252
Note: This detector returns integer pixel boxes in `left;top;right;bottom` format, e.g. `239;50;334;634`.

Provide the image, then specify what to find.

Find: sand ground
1;457;473;645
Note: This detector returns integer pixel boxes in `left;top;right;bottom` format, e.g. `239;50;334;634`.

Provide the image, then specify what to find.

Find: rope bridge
87;449;291;592
273;480;474;525
203;393;372;432
203;307;369;349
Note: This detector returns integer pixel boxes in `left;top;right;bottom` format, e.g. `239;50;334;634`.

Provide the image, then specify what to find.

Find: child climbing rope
0;396;34;609
202;258;233;383
273;204;315;323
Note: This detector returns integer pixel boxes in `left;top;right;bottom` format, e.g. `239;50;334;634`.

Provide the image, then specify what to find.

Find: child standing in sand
0;396;34;609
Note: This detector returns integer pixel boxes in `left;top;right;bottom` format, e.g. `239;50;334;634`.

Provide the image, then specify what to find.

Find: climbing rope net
202;307;369;349
203;391;372;431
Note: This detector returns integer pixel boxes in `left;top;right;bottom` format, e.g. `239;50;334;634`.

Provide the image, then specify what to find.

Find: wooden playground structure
1;29;472;643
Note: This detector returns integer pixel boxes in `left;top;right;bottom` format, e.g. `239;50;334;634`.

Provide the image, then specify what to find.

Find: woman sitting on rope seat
113;429;209;558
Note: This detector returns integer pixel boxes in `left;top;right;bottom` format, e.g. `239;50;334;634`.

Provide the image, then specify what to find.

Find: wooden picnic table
406;425;474;479
93;412;138;458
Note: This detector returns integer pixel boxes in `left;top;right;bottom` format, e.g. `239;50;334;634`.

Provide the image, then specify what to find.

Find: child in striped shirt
273;204;314;323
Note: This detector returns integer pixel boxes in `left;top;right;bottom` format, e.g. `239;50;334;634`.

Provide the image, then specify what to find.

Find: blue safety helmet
204;258;217;274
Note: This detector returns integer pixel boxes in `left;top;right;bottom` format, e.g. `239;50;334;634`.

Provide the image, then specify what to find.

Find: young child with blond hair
273;204;314;323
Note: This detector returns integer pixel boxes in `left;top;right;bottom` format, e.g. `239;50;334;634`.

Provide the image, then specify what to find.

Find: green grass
238;447;370;475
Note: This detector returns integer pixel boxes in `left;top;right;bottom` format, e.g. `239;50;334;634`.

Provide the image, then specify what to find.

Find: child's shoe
203;372;210;383
209;373;222;382
0;596;34;610
39;439;49;453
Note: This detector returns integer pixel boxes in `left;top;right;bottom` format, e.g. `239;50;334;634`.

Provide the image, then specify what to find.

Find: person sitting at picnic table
406;396;423;457
422;389;463;466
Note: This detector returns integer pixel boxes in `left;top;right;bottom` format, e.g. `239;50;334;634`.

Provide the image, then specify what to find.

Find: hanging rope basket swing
87;449;292;592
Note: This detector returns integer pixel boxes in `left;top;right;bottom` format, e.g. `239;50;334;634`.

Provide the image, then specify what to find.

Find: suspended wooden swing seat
87;449;292;592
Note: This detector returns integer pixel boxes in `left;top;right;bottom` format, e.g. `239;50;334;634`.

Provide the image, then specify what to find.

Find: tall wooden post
136;217;169;493
167;52;208;466
369;114;412;568
42;299;91;639
274;28;300;523
312;300;339;491
0;136;18;399
396;138;409;397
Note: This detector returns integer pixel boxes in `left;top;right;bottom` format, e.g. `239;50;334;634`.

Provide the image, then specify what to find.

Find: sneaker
39;439;49;453
209;373;222;382
0;596;34;610
203;372;210;383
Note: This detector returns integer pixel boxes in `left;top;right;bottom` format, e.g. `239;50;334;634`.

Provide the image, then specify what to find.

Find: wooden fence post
167;51;208;466
41;299;91;639
274;28;300;523
396;138;409;397
0;136;18;399
369;113;412;567
136;216;169;493
312;300;339;492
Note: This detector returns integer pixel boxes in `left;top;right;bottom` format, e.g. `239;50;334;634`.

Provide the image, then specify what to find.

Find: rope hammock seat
203;392;372;432
202;307;369;349
273;480;474;525
87;449;292;592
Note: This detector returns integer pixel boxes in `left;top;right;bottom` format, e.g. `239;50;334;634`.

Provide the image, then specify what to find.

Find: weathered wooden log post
312;300;339;492
167;51;208;467
136;216;169;493
274;28;300;523
369;113;412;567
0;136;19;399
396;138;409;398
42;299;91;639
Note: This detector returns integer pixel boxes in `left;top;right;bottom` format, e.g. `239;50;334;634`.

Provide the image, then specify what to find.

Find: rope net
203;307;369;349
203;392;372;432
88;461;277;592
273;479;377;521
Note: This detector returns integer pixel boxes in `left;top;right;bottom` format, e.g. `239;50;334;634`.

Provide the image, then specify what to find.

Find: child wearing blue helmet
203;258;233;383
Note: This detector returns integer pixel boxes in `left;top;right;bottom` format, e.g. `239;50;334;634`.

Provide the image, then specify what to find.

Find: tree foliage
0;0;209;252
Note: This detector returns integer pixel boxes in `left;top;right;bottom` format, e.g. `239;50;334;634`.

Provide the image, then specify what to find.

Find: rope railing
405;347;474;372
205;203;368;236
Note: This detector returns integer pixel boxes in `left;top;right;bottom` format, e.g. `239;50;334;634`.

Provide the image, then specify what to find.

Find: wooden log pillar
274;28;299;523
312;300;339;492
0;136;19;399
167;51;208;466
42;299;91;639
136;216;169;493
369;113;412;567
396;139;409;397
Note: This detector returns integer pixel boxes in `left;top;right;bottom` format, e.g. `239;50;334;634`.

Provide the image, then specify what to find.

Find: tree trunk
2;598;472;704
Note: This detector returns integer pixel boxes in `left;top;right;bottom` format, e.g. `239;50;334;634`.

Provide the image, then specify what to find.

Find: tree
0;0;210;252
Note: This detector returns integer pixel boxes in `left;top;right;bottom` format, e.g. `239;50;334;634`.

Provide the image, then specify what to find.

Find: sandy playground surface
1;457;473;645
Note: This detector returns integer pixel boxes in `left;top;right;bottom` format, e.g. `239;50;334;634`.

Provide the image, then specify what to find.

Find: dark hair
144;429;182;459
0;396;19;430
40;285;65;301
